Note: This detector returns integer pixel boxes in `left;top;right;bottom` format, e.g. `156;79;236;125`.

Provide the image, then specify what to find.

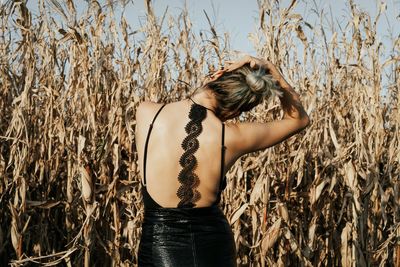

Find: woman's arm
225;56;310;156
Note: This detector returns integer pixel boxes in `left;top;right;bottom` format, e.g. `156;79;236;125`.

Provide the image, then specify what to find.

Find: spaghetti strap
142;103;167;186
220;123;226;187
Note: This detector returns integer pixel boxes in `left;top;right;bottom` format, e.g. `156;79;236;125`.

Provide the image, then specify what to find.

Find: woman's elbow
300;114;310;129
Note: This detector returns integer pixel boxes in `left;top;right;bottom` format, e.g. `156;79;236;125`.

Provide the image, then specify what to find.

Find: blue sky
124;0;399;54
25;0;399;55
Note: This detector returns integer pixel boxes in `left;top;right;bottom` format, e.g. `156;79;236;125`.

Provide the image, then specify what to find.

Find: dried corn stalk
0;0;399;266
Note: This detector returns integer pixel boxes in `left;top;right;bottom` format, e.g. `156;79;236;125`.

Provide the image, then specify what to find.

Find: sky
123;0;399;54
25;0;400;55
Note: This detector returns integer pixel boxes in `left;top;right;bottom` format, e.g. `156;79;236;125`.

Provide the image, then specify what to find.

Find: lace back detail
176;103;207;208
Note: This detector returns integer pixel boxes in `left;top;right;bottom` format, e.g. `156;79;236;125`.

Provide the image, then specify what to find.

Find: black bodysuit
138;99;236;267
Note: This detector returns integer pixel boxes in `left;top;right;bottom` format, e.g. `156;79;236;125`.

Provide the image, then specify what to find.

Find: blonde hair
206;64;282;120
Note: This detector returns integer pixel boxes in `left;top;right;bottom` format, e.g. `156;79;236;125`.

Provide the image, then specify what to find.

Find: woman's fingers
224;64;234;72
223;55;266;72
209;69;225;79
224;61;244;72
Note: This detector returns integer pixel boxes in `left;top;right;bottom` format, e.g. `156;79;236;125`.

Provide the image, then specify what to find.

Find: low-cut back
141;99;227;209
138;99;237;267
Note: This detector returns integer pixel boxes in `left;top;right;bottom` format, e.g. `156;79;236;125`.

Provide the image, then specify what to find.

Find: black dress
138;100;237;267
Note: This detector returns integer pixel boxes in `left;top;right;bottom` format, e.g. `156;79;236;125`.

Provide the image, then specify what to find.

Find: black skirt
138;205;237;267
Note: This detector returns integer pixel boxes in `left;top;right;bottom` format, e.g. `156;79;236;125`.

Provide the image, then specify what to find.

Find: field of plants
0;0;399;266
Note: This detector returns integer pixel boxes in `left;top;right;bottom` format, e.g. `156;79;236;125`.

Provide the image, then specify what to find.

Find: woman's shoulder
137;100;164;111
135;101;156;123
136;101;166;117
224;121;240;135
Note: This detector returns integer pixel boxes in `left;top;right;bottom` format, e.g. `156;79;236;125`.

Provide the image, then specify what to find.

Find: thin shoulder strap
220;123;225;183
143;104;167;186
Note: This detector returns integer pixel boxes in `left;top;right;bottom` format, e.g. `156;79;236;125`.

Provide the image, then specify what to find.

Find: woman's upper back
135;99;237;208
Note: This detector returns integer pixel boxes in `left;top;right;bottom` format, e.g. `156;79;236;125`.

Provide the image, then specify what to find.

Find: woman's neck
190;87;218;113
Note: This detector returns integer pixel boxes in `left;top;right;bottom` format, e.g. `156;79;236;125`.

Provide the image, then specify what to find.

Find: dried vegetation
0;0;399;266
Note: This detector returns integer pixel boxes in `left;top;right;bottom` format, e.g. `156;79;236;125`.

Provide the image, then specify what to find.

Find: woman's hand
224;55;291;89
224;55;259;72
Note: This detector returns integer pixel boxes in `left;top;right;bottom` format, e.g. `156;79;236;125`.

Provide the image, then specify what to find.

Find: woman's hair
205;64;282;120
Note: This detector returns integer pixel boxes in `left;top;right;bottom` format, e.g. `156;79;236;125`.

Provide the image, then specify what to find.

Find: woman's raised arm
226;56;310;156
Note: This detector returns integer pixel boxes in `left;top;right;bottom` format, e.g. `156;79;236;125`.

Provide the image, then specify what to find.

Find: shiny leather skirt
138;205;237;267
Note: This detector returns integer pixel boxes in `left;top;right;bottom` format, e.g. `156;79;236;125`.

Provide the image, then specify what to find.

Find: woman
135;55;310;266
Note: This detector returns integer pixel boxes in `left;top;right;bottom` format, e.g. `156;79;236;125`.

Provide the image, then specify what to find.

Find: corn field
0;0;399;266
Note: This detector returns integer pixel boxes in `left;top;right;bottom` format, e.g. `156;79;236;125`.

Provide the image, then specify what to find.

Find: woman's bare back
135;99;237;208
